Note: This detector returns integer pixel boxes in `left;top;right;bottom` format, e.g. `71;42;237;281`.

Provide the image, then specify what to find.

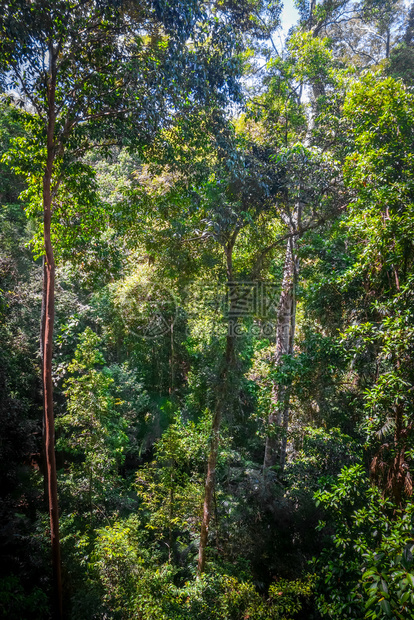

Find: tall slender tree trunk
263;235;297;472
170;318;174;396
197;233;238;574
41;257;49;505
168;474;174;563
197;397;223;574
42;57;63;619
280;251;297;471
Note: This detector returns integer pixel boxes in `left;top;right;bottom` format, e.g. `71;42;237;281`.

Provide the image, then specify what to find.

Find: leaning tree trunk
263;235;297;472
42;66;63;619
197;233;238;574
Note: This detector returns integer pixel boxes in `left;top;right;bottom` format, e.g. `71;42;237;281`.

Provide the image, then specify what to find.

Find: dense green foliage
1;1;414;619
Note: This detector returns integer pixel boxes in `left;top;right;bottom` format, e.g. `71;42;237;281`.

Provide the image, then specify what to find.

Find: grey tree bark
263;233;298;472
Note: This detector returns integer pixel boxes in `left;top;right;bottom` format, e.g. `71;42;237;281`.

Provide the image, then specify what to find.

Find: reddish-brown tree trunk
41;257;49;504
43;250;62;619
42;56;63;619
